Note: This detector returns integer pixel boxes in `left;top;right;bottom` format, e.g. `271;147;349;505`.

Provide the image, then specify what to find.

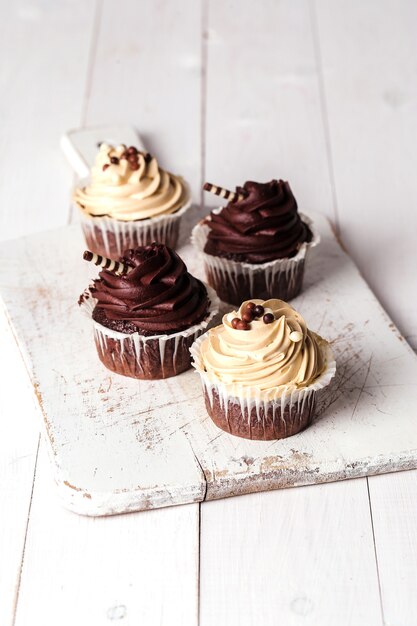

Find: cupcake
80;243;219;380
190;299;335;440
74;143;191;257
192;180;319;305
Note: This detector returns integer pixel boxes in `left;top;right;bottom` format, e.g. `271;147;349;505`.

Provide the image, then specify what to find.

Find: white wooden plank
0;3;97;624
203;0;335;222
0;311;40;626
200;479;382;626
14;443;199;626
13;3;204;623
0;0;97;240
199;2;410;623
82;0;203;242
314;0;417;349
368;469;417;626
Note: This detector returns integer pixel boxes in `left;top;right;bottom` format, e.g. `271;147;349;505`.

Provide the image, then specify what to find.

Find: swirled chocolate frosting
204;180;312;263
91;244;209;335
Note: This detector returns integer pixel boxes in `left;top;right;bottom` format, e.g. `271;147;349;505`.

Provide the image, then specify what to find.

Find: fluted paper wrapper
191;211;319;305
190;334;336;440
79;284;219;380
76;181;192;257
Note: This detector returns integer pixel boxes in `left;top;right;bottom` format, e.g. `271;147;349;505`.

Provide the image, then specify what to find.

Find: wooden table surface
0;1;416;624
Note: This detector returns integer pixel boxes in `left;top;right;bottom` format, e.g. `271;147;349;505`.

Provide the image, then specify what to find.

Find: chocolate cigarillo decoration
83;250;130;276
203;182;247;203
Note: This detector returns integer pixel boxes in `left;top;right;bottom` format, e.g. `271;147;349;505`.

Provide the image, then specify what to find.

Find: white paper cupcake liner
191;211;319;304
76;180;192;257
190;333;336;438
79;284;220;380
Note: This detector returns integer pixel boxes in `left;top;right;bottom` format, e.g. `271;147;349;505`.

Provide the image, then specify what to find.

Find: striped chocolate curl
203;182;246;203
83;250;130;276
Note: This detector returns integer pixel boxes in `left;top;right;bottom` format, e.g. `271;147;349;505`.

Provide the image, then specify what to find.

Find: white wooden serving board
1;212;417;516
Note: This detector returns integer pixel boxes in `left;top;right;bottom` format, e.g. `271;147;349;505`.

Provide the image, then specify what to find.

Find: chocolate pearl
246;302;256;312
236;320;250;331
242;310;254;323
102;163;110;171
231;317;240;329
263;313;275;324
253;305;264;318
127;146;137;155
110;156;119;164
129;161;140;171
144;152;152;163
128;152;138;162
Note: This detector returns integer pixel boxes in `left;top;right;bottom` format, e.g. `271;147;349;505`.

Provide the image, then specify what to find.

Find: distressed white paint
1;212;416;515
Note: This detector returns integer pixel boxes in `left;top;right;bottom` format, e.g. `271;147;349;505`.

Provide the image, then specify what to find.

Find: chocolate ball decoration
231;317;240;329
246;302;256;312
236;320;250;331
242;310;254;323
110;156;119;164
263;313;275;324
253;305;265;318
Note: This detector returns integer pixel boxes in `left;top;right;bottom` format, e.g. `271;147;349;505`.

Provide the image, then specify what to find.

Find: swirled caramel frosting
74;144;189;221
198;299;327;400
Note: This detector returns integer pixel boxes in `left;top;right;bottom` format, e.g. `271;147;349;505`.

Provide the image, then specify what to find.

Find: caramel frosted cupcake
192;180;319;305
190;299;335;440
74;143;191;257
80;243;219;379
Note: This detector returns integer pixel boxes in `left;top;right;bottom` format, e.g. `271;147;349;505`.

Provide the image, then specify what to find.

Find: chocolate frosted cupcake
80;243;219;379
191;299;335;440
74;143;191;257
192;180;319;305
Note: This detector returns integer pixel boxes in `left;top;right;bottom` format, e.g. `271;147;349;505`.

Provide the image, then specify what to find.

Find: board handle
60;125;146;179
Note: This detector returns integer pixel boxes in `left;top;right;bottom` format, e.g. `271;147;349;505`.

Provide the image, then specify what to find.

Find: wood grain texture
314;0;417;349
84;0;203;208
0;0;96;239
200;480;383;626
368;470;417;626
0;311;40;626
204;0;334;222
14;444;199;626
1;212;417;516
0;3;96;624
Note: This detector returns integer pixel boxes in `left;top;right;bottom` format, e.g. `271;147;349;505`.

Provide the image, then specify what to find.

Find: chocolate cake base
203;387;316;440
94;327;198;380
205;258;305;306
82;221;181;258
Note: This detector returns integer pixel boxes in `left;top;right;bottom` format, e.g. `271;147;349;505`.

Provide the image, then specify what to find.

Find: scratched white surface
1;211;416;517
1;1;417;625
